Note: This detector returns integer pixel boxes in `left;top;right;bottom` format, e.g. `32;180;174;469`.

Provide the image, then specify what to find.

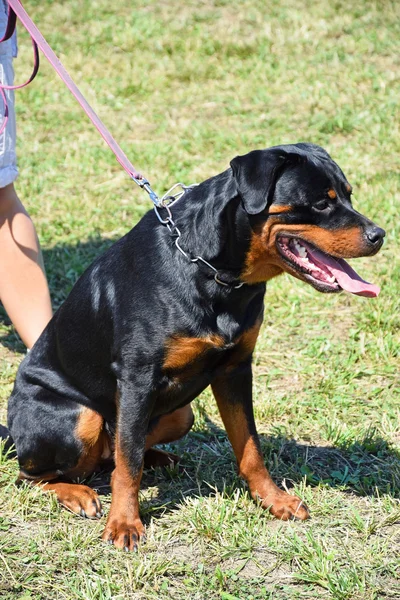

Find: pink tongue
306;246;380;298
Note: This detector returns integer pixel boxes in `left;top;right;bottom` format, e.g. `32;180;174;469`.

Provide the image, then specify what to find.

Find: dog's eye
313;200;330;211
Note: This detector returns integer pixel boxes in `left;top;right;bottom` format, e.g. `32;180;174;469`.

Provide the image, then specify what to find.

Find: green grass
0;0;399;598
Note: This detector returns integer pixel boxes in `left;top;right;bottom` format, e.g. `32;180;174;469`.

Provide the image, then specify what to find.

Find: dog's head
231;143;385;296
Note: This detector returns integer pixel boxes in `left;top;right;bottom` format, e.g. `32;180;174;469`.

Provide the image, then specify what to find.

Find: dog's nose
366;225;386;245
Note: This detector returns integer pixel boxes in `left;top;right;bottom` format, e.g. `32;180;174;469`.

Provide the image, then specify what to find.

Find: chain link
153;186;244;289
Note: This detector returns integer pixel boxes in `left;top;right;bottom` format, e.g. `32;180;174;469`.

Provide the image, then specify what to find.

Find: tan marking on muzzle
241;221;365;284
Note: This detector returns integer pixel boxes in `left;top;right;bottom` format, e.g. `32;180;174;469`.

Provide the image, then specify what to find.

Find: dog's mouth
276;236;380;297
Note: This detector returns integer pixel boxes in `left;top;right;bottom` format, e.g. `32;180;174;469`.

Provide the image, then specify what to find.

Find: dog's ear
230;148;287;215
230;143;331;215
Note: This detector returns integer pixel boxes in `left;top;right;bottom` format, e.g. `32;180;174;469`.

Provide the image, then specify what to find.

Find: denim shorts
0;1;18;188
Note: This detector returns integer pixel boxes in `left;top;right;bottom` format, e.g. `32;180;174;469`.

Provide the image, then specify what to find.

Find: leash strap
1;2;244;289
1;0;160;205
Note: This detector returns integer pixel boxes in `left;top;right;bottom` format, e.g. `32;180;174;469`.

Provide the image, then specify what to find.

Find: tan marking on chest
226;320;262;368
237;321;262;356
163;334;225;371
164;322;262;376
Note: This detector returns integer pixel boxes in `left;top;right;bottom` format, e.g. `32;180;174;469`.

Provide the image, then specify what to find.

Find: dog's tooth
292;239;307;259
298;247;307;258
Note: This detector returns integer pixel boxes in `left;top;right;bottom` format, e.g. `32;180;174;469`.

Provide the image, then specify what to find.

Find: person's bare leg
0;183;52;348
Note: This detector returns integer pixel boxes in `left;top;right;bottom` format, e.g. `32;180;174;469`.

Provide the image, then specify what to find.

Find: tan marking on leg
40;481;103;518
144;405;194;468
17;407;109;518
228;320;262;368
102;434;145;551
16;468;103;518
75;406;104;447
146;405;194;449
70;407;109;479
21;408;109;481
212;386;309;521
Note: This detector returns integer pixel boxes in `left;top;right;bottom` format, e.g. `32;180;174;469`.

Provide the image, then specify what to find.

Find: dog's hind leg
144;405;194;468
35;480;103;518
17;406;110;519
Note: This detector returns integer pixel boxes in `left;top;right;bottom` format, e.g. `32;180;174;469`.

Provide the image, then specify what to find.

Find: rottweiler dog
6;143;385;551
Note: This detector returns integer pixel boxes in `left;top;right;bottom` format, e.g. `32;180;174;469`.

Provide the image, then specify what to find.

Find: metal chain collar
153;183;244;289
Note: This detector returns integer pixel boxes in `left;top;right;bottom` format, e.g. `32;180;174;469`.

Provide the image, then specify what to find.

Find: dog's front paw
263;491;310;521
102;518;146;551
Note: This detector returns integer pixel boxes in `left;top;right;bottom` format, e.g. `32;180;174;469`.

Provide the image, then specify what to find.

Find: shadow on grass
1;399;399;525
0;235;117;354
82;419;400;524
0;309;25;355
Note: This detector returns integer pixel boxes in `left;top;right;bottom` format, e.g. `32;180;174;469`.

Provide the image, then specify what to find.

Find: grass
0;0;399;598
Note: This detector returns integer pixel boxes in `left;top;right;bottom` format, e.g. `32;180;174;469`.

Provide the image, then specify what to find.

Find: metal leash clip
131;175;161;207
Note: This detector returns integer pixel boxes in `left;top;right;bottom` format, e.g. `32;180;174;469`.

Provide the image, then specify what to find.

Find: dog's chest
162;312;249;371
156;335;232;411
158;321;260;407
162;333;233;374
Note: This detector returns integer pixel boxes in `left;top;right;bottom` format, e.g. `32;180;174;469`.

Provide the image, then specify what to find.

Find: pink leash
0;0;160;205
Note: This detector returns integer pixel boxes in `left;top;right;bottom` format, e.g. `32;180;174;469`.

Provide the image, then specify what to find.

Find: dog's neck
170;170;284;288
172;170;252;275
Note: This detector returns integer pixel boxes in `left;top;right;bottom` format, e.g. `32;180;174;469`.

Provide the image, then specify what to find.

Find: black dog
6;143;385;551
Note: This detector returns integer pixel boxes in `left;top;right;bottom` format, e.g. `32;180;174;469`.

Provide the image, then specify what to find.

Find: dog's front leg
211;365;310;521
102;379;150;551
